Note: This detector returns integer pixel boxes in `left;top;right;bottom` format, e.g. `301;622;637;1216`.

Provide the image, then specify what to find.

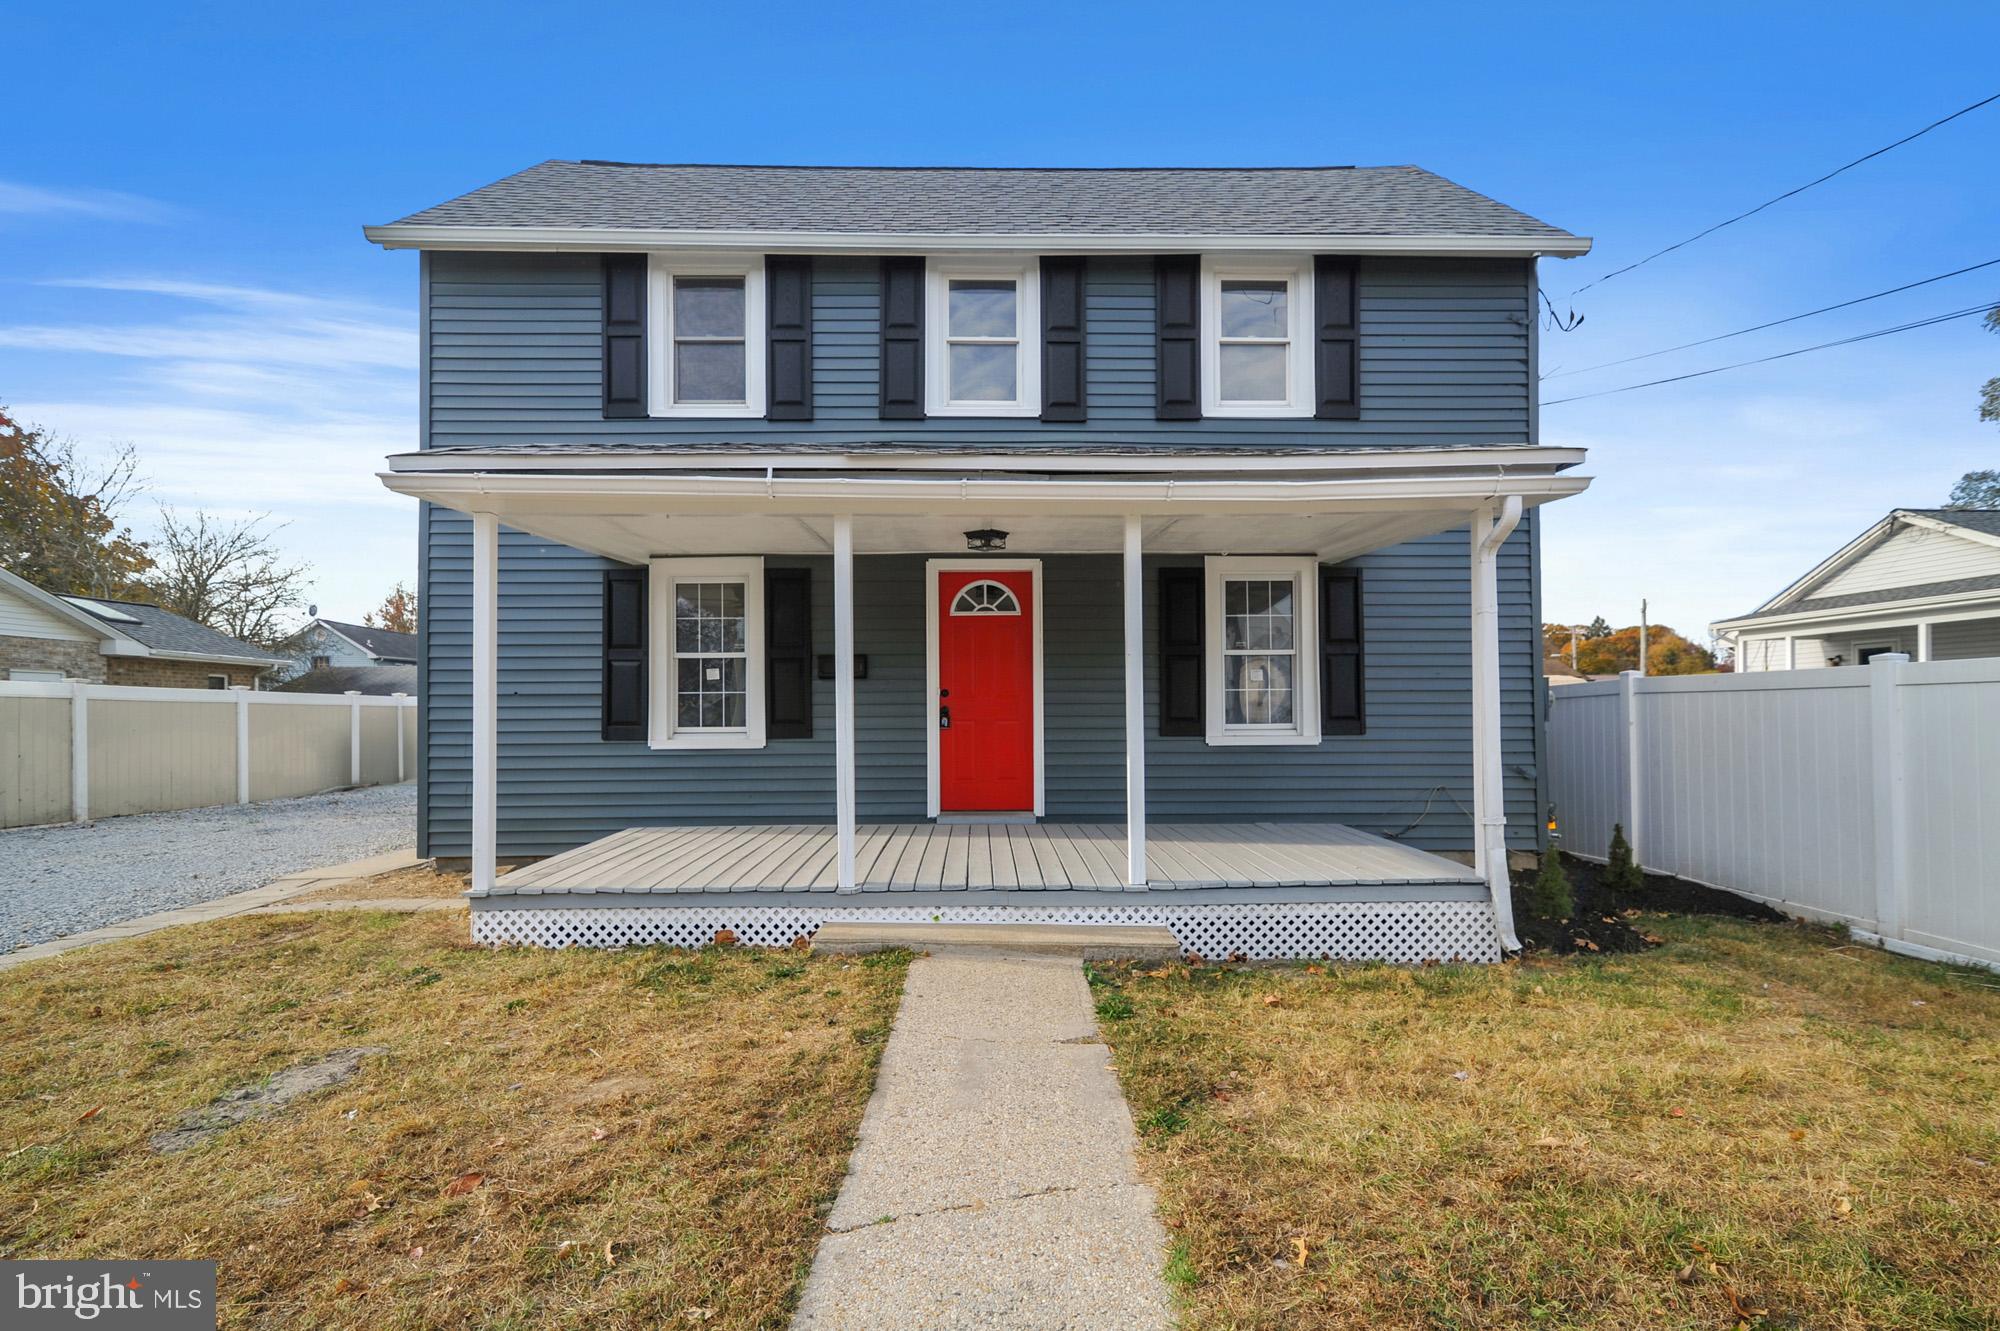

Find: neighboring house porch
383;441;1589;960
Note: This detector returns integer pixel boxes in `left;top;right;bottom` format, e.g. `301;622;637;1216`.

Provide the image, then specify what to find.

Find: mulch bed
1509;852;1788;956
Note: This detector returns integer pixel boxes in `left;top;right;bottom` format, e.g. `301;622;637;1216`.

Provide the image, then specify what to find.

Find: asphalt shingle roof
63;597;283;662
275;663;417;696
382;161;1580;240
1727;573;2000;623
1908;508;2000;539
319;618;418;662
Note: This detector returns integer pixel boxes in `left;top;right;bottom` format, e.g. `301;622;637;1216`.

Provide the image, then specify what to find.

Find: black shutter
1313;256;1360;420
602;566;647;741
766;567;813;739
879;256;925;419
602;255;647;419
1154;255;1201;420
1319;566;1365;735
1157;566;1204;736
766;256;814;421
1041;256;1087;422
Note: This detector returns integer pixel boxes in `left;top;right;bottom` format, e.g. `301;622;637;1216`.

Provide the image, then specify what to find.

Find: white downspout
1472;495;1524;951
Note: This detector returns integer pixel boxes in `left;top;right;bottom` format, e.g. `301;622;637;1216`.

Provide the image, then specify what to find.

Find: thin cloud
0;180;179;223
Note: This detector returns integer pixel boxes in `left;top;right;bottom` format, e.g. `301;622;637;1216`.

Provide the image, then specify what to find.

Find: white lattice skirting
469;900;1501;963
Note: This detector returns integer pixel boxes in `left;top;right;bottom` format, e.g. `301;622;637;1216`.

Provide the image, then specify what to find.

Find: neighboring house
1714;509;2000;670
283;617;418;678
0;568;282;687
365;160;1593;959
274;663;418;696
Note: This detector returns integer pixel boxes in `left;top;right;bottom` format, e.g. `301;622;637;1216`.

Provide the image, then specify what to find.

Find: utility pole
1568;624;1580;671
1639;599;1649;676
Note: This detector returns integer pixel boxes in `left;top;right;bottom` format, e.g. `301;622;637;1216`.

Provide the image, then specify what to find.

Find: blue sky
5;2;1997;643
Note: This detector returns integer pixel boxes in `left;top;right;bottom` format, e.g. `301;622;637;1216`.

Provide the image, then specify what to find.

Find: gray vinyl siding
425;252;1531;448
419;510;1541;859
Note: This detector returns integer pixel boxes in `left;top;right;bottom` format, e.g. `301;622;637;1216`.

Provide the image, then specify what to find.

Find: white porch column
471;511;499;896
1470;497;1523;950
1915;621;1933;663
1784;635;1797;671
833;515;857;891
1122;515;1147;885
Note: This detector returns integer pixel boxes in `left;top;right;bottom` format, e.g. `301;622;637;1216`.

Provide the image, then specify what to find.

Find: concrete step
811;921;1182;962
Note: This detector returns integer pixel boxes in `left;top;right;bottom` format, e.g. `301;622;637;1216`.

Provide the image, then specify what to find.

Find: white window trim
1203;555;1321;746
1200;255;1314;418
925;257;1041;417
649;556;766;750
648;254;766;418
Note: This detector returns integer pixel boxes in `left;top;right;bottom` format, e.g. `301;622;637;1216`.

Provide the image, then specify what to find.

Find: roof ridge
566;160;1373;173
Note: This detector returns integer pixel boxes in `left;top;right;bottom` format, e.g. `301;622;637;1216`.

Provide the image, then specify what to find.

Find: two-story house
366;161;1592;961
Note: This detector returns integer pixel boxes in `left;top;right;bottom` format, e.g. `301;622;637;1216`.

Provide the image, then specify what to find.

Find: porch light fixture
963;528;1009;552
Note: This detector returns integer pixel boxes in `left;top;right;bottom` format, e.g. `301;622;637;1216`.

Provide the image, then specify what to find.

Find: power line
1568;91;2000;297
1544;257;2000;379
1541;300;1995;406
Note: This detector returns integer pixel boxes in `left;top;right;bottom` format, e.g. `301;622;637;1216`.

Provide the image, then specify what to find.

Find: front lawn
1092;916;2000;1330
0;912;909;1330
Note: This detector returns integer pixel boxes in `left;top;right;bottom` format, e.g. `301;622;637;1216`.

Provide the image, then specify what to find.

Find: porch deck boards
487;822;1480;896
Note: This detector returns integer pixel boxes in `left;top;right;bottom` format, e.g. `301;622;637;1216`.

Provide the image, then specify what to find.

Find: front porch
486;820;1480;896
470;820;1498;961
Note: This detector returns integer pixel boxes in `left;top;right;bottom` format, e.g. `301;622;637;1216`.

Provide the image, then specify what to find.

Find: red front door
937;568;1036;812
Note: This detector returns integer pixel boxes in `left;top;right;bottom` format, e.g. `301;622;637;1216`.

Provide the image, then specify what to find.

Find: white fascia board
379;468;1591;514
1754;513;1900;612
386;445;1587;476
0;567;147;652
1901;510;2000;552
362;223;1593;259
144;649;282;667
1711;590;2000;633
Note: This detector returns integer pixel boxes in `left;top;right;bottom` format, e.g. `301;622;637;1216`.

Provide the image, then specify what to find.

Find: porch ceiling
381;444;1589;562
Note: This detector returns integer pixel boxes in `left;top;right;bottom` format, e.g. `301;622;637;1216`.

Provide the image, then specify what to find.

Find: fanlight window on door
950;581;1021;615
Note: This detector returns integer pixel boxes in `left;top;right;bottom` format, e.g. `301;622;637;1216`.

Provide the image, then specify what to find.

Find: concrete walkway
0;848;425;972
792;949;1174;1330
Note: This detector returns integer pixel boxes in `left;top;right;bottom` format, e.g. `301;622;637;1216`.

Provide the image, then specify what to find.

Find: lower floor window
650;557;766;748
1204;556;1320;745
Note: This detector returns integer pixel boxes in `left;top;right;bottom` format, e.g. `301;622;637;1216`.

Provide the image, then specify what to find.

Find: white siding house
1714;509;2000;670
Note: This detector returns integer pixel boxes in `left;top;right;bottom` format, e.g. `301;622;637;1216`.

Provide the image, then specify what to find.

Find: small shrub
1606;823;1643;892
1527;852;1574;920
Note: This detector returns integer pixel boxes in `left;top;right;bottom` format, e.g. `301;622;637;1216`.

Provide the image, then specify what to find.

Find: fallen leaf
1532;1136;1565;1148
1261;995;1281;1007
333;1276;356;1294
489;1137;507;1149
712;928;738;947
590;1127;610;1142
77;1105;104;1123
362;1192;384;1214
444;1172;484;1197
604;1240;617;1267
1669;1107;1686;1119
409;1246;424;1260
1291;1236;1310;1265
1789;1129;1806;1142
684;1308;714;1322
1832;1196;1853;1218
1304;964;1325;975
1451;1070;1471;1082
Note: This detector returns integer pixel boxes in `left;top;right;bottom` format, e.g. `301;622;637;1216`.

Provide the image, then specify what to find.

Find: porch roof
380;443;1589;563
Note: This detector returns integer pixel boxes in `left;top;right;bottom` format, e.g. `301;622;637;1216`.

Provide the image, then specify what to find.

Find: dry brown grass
1092;916;2000;1330
0;911;909;1330
292;864;469;902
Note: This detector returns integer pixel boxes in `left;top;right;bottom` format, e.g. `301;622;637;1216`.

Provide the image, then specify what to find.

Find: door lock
938;705;951;729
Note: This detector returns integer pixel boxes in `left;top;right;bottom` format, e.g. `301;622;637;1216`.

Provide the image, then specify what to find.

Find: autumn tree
147;508;312;647
1981;305;1999;427
365;582;418;635
0;408;153;596
1571;623;1716;676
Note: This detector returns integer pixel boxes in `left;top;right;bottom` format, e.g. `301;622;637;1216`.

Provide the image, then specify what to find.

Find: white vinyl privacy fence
0;681;417;829
1547;657;2000;969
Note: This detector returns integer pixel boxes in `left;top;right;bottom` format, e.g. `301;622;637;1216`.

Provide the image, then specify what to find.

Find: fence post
347;690;363;786
1869;653;1911;942
233;686;251;804
392;693;407;783
69;681;90;823
1619;669;1644;864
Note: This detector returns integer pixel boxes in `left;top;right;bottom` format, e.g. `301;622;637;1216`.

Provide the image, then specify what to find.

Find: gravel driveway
1;783;416;951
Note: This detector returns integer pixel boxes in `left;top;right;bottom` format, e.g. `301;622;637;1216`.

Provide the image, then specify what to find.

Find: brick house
0;568;283;688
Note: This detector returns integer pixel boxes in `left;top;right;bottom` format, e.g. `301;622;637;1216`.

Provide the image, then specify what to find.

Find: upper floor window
926;259;1040;416
1201;257;1313;418
649;255;766;417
